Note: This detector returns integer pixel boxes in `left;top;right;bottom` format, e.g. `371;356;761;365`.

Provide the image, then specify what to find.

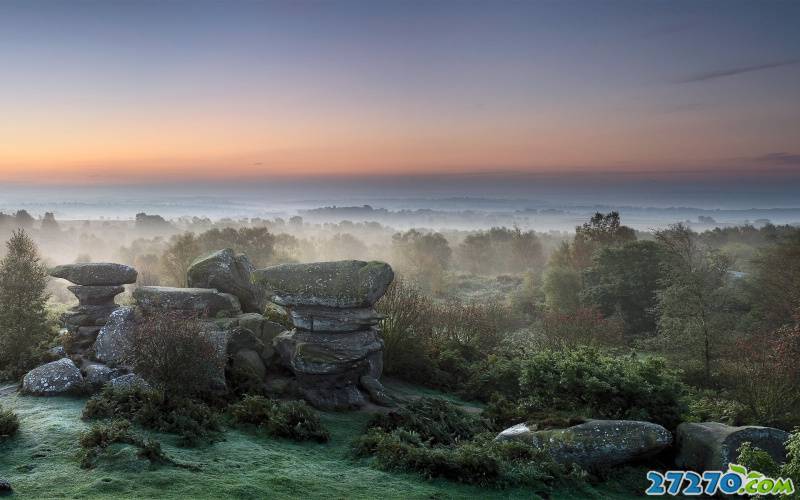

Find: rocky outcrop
187;249;265;313
49;263;136;356
133;286;241;317
49;263;137;286
495;420;672;469
676;422;789;471
94;306;136;366
258;260;394;409
21;358;84;396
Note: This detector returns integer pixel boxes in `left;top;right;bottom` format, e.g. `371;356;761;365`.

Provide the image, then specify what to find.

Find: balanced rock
67;285;125;305
133;286;241;317
496;420;672;468
50;263;137;286
676;422;789;471
22;358;84;396
94;307;136;366
254;260;394;308
187;249;265;313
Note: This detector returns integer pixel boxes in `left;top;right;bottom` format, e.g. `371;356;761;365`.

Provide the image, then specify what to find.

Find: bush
78;419;174;469
0;404;19;439
353;398;572;488
481;347;687;429
229;395;329;443
736;442;781;477
123;310;225;396
83;386;222;446
783;429;800;486
685;392;750;426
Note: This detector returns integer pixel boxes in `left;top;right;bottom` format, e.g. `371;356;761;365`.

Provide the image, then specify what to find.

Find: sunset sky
1;0;799;185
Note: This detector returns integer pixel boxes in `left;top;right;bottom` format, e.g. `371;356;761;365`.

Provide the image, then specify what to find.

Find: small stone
84;364;120;388
49;263;137;286
0;479;12;495
109;374;150;391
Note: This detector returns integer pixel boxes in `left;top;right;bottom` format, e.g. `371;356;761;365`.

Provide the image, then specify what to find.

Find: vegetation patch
78;419;190;470
0;403;19;439
229;394;330;443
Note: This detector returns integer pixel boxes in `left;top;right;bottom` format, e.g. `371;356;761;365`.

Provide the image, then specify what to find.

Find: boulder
232;349;267;381
254;260;394;308
360;375;392;406
22;358;84;396
83;364;120;388
187;249;265;313
108;373;151;391
236;313;284;360
676;422;790;471
0;479;11;495
495;420;672;468
94;307;136;366
289;306;383;332
133;286;241;317
67;285;124;305
49;263;137;286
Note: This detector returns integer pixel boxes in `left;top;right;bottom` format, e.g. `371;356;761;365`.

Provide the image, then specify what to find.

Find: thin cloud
753;152;800;166
677;59;800;83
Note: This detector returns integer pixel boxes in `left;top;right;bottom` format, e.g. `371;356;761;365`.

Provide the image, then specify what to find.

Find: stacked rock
49;263;137;354
254;260;394;409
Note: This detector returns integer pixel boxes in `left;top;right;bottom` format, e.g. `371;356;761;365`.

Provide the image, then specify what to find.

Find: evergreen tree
0;229;51;378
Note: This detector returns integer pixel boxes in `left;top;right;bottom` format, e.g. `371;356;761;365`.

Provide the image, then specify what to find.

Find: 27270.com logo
646;464;795;496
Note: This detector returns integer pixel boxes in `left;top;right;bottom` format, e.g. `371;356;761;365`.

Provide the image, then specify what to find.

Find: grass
0;388;645;499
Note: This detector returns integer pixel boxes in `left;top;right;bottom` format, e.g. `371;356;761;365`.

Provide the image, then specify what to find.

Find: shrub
229;395;329;442
83;386;222;446
78;419;173;469
532;308;625;349
0;404;19;439
736;442;781;477
783;429;800;486
685;392;750;426
513;347;686;429
123;310;225;396
366;397;486;445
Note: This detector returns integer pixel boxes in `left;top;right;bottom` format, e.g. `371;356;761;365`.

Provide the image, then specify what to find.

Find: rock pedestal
49;263;137;354
255;260;394;409
254;260;394;409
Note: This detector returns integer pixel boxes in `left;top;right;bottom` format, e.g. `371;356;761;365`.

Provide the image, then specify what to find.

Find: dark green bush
229;395;329;443
78;419;172;469
513;347;687;429
83;386;222;446
736;442;781;477
0;404;19;439
366;397;486;445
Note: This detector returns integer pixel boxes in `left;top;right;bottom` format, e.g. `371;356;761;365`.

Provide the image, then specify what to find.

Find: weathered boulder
49;263;137;286
133;286;241;317
22;358;84;396
67;285;125;305
289;306;383;332
676;422;789;471
232;349;267;381
187;249;265;313
0;479;11;495
254;260;394;308
108;373;151;391
236;313;284;360
83;364;121;388
495;420;672;468
93;307;136;366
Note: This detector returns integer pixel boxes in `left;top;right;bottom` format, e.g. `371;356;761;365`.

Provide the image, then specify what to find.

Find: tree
655;223;734;384
0;230;52;378
747;230;800;329
542;265;582;313
160;232;200;287
582;240;665;336
391;230;452;294
572;211;636;269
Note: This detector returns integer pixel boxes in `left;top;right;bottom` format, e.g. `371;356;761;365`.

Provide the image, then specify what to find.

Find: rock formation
255;260;394;409
495;420;673;469
676;422;789;471
187;248;265;313
21;358;84;396
49;263;137;355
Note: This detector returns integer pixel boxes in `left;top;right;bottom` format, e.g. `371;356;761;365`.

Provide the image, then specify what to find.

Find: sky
0;0;799;199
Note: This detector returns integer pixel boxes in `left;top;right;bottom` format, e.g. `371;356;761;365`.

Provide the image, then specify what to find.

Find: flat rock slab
676;422;790;471
187;248;265;313
254;260;394;308
133;286;242;317
275;328;384;376
289;306;382;332
22;358;84;396
50;263;137;286
496;419;672;469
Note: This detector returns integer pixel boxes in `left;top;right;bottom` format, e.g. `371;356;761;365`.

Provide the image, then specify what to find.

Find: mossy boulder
133;286;241;317
187;248;265;313
495;419;672;469
676;422;789;471
253;260;394;308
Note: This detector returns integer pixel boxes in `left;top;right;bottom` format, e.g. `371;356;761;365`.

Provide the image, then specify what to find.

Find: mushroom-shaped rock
254;260;394;308
22;358;84;396
49;263;137;286
67;285;125;305
133;286;241;317
495;420;673;469
187;249;265;313
676;422;790;471
94;306;136;366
